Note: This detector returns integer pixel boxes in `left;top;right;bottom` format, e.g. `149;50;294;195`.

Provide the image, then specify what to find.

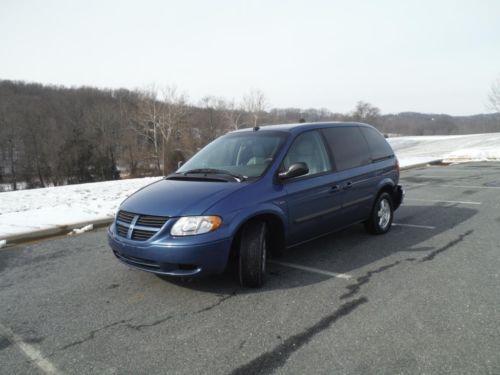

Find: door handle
330;184;340;193
343;182;353;190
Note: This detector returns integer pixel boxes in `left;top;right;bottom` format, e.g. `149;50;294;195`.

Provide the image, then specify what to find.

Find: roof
231;121;373;134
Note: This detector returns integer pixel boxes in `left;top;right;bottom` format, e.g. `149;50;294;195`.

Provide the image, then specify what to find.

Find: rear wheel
365;192;394;234
238;221;267;288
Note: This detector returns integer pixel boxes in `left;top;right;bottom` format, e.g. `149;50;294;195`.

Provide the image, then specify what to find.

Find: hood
119;178;245;217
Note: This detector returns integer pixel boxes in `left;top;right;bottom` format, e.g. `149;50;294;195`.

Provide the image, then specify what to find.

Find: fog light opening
177;264;198;271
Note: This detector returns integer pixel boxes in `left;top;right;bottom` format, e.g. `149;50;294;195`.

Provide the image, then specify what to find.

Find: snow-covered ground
388;132;500;166
1;132;499;241
0;177;162;240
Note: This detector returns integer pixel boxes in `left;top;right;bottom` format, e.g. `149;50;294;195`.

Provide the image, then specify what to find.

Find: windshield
177;131;288;179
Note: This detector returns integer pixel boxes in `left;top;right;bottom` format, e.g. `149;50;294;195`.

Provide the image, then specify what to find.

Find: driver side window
282;131;331;177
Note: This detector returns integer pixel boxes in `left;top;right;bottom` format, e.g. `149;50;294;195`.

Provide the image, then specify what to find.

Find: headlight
170;216;222;236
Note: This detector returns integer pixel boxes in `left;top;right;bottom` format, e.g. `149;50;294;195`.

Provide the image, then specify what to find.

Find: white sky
1;0;499;115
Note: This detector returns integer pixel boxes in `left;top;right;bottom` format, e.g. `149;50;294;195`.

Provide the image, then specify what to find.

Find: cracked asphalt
1;162;499;374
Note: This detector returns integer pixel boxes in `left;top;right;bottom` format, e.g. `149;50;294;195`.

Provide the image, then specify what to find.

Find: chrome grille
136;215;168;228
117;210;135;224
131;229;156;241
116;223;129;238
115;210;169;241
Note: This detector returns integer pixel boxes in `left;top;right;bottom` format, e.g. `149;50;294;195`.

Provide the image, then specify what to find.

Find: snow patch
68;224;94;236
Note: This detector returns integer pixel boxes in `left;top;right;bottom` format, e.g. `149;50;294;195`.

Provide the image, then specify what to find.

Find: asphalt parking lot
1;162;499;374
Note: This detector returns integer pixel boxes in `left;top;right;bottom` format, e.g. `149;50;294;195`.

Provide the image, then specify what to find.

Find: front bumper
107;226;232;277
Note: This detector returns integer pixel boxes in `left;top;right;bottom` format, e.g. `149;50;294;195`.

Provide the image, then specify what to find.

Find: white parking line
402;183;428;188
405;198;481;205
392;223;436;230
413;175;468;178
439;184;500;190
402;182;500;190
268;260;352;279
0;323;61;374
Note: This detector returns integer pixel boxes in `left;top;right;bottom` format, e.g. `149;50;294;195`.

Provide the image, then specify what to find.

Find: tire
365;192;394;234
238;221;267;288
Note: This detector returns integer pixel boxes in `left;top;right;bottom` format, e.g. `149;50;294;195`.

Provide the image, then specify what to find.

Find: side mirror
278;162;309;180
177;160;184;169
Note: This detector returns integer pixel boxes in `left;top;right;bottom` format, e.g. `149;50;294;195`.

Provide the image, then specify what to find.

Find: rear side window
322;127;371;171
360;127;394;161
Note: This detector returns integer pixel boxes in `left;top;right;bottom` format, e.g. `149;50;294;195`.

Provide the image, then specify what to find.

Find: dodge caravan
108;122;403;287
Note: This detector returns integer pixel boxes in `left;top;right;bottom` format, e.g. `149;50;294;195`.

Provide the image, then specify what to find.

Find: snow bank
0;177;162;240
443;148;500;163
388;132;500;165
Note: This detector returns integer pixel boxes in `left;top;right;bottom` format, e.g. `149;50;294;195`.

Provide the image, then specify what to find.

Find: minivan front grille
136;215;168;228
115;210;169;241
117;210;135;224
116;223;129;238
131;229;156;241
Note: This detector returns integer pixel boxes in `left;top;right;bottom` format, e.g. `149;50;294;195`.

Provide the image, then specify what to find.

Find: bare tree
22;99;53;187
199;96;228;141
133;85;190;175
116;91;146;177
242;89;269;127
0;94;21;190
135;85;165;174
157;86;189;174
220;98;244;130
84;98;122;181
351;101;381;122
489;78;500;112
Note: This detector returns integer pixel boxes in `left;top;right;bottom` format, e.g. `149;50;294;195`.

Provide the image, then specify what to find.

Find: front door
281;130;343;245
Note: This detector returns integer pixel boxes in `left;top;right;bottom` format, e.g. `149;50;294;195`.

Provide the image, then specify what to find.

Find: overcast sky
1;0;499;115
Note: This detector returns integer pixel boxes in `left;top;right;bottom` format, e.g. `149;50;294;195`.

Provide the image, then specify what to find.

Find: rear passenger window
360;127;394;161
322;127;371;171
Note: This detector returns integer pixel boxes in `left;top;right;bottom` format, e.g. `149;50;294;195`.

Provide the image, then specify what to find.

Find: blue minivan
108;122;403;287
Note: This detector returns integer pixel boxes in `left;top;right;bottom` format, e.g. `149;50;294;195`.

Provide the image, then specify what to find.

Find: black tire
238;221;267;288
365;192;394;234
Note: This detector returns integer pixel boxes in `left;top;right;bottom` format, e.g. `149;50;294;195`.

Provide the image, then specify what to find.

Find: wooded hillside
1;80;498;190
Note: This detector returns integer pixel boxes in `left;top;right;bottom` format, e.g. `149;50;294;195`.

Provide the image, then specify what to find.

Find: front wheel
238;221;267;288
365;192;394;234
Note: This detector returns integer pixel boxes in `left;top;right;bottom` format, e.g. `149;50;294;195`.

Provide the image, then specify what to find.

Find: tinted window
282;130;331;177
360;127;394;161
322;127;371;171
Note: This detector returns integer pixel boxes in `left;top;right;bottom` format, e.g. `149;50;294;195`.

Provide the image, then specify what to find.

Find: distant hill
379;112;500;135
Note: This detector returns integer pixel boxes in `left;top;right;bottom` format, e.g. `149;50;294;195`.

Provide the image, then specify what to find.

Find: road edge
1;217;113;246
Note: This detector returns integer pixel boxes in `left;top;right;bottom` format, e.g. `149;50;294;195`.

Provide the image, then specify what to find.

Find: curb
400;159;443;171
1;217;114;245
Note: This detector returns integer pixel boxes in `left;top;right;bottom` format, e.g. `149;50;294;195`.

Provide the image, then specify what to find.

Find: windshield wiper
181;168;247;182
